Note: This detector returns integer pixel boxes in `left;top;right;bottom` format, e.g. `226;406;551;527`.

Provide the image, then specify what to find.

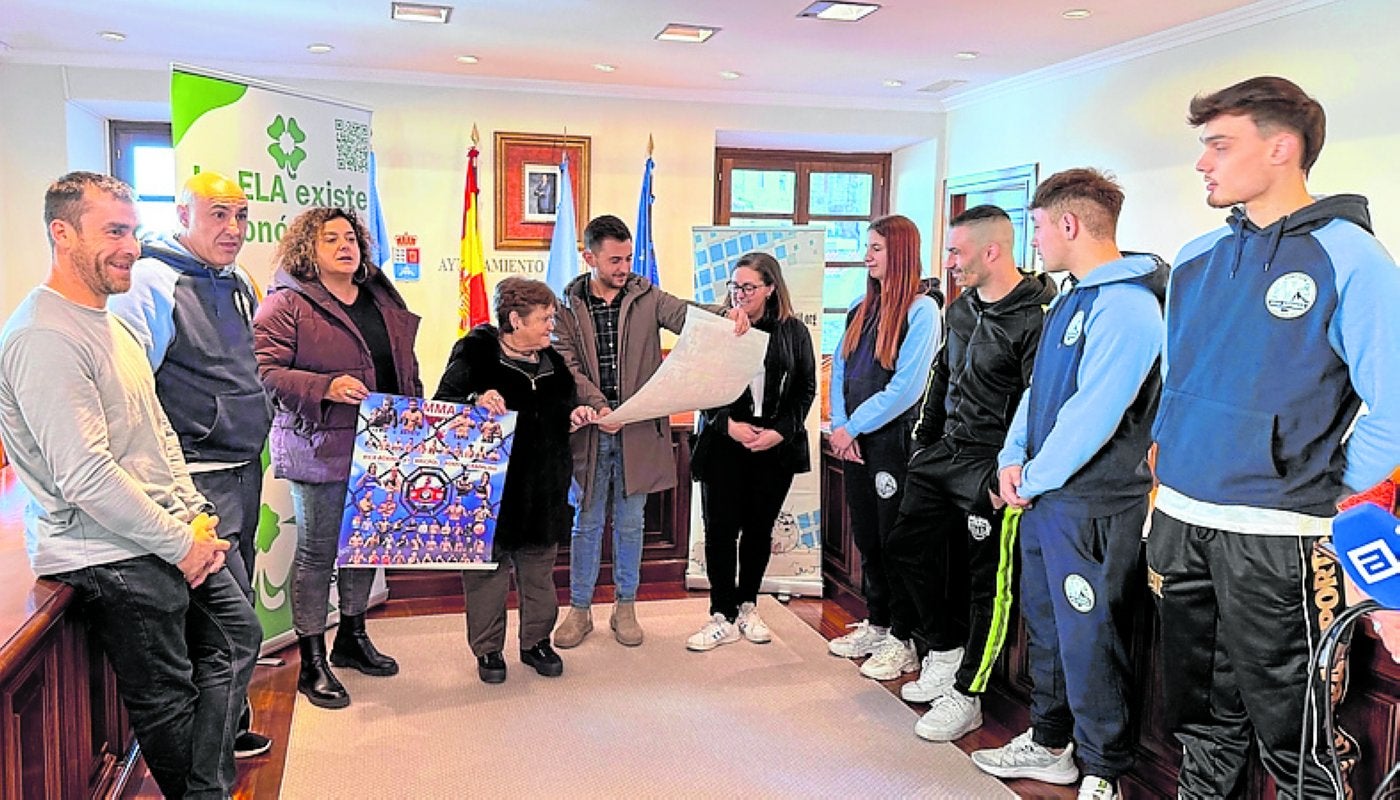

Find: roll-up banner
170;64;382;651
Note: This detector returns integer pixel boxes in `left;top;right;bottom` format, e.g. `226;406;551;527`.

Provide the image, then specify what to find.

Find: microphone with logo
1305;501;1400;799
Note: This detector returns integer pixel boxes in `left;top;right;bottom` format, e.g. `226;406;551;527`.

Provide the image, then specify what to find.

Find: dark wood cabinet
0;583;133;800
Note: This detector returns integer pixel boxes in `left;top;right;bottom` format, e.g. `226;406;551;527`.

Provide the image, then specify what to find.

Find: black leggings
701;448;795;620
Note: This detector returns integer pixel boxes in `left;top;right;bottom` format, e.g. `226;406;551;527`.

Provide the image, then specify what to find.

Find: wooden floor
122;585;1075;799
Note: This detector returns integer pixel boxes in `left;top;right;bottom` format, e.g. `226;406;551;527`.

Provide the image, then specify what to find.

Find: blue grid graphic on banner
691;228;810;308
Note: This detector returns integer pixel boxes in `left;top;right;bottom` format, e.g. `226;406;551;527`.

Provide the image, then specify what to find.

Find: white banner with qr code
171;64;378;651
170;64;373;288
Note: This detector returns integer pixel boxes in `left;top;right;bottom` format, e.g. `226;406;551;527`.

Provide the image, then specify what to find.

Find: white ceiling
0;0;1310;109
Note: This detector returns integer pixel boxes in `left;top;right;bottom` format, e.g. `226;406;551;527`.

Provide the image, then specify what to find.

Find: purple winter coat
253;266;423;484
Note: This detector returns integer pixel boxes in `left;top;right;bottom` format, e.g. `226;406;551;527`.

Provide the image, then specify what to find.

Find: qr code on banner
335;119;370;173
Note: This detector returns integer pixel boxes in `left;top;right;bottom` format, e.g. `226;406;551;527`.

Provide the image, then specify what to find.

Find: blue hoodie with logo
1152;194;1400;515
107;232;273;464
999;254;1167;515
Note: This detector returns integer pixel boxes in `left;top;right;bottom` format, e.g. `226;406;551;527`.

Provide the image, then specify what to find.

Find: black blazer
692;315;816;479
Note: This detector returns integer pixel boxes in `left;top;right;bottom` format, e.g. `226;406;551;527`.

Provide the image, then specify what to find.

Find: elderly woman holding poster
435;276;593;684
254;207;422;709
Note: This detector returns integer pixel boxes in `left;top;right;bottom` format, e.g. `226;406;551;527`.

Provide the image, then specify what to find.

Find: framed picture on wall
493;131;590;250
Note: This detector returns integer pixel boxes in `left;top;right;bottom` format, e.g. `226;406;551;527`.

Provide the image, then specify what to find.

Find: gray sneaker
828;620;888;658
971;728;1079;785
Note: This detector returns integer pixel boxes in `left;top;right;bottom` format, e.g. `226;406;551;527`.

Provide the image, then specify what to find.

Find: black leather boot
330;613;399;676
297;634;349;709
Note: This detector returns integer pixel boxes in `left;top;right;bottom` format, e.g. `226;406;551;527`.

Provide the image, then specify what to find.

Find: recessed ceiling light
593;63;616;73
656;23;719;43
953;51;979;60
719;70;742;80
391;2;453;23
882;79;903;88
456;55;479;64
307;43;334;54
797;2;880;22
98;31;127;42
1062;8;1092;19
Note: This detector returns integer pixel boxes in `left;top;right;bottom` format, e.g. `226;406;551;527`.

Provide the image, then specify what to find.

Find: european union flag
632;156;659;286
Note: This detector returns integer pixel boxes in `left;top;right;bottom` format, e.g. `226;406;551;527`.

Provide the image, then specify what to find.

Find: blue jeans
570;432;646;607
52;555;261;799
289;480;376;636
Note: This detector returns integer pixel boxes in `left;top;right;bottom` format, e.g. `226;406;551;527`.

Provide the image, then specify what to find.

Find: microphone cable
1296;597;1382;800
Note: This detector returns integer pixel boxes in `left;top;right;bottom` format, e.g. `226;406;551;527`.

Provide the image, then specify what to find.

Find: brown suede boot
610;600;644;646
553;606;593;649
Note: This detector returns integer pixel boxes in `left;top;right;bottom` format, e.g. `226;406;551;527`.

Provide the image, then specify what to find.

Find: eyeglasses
727;281;766;297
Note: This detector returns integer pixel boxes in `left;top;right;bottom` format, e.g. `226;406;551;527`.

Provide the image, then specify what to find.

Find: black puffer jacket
434;325;576;552
912;272;1057;453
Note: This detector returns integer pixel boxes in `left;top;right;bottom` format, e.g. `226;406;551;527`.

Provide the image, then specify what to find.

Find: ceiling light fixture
307;43;334;54
719;70;742;80
391;2;453;23
1062;8;1092;19
593;63;616;73
797;2;880;22
656;23;719;43
98;31;127;42
883;79;903;88
953;51;979;60
456;55;479;64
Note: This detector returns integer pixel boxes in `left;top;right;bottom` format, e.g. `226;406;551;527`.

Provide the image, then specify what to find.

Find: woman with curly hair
253;207;423;709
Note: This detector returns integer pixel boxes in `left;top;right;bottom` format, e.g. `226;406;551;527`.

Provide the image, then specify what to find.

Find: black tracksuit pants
884;440;1011;696
1146;511;1356;799
842;419;915;629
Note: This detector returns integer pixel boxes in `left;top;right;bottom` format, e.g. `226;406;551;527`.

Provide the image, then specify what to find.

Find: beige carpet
279;597;1014;799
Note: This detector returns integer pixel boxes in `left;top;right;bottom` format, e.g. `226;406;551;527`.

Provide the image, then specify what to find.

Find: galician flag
544;154;580;299
633;155;659;285
367;151;392;270
459;146;489;333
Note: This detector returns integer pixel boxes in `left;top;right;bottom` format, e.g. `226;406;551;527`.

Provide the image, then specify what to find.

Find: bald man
874;205;1056;744
109;171;274;759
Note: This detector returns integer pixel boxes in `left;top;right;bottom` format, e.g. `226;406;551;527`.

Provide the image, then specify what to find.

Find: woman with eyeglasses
825;215;940;669
686;252;816;651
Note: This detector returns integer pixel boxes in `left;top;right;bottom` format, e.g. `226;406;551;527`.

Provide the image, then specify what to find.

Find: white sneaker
686;613;740;652
914;689;983;741
900;647;964;702
828;620;888;658
858;636;918;680
736;602;771;644
1077;776;1117;800
971;728;1079;784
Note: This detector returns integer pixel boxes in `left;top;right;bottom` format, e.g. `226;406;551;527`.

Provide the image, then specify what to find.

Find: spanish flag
459;146;489;334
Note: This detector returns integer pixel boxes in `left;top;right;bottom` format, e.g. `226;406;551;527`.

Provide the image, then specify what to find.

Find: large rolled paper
599;306;769;427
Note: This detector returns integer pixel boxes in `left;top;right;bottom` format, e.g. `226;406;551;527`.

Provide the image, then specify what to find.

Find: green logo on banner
266;115;308;179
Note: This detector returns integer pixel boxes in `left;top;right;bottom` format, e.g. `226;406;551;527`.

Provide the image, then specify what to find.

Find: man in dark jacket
552;215;747;647
974;169;1166;800
878;205;1056;744
108;171;274;758
1148;76;1400;799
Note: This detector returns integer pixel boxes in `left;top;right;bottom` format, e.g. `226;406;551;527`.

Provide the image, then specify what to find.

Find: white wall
891;138;942;274
944;0;1400;263
0;62;941;390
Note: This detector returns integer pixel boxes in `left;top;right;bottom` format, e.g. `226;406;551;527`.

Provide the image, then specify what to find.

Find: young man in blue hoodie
972;169;1166;800
1148;77;1400;798
108;172;276;759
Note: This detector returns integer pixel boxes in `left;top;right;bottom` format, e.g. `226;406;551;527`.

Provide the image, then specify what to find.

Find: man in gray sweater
0;172;261;799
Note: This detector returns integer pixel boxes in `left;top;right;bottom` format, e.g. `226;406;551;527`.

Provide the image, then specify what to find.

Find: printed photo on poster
337;393;516;570
523;164;560;222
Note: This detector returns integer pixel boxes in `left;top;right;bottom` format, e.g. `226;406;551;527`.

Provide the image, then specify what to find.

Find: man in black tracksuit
879;205;1056;743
